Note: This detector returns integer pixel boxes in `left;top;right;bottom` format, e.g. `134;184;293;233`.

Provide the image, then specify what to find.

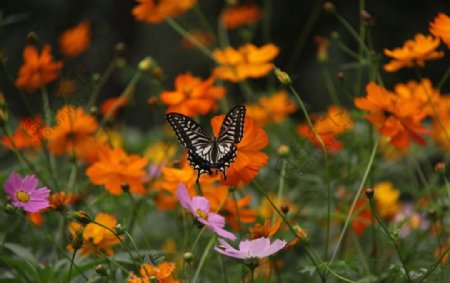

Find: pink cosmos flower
215;237;287;259
176;183;236;241
3;172;50;213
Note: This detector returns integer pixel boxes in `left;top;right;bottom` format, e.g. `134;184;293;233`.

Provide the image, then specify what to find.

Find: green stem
272;158;286;224
67;250;77;283
193;4;216;40
165;17;215;60
87;56;118;109
192;235;215;282
287;0;323;72
41;87;52;124
190;226;207;253
438;63;450;90
332;10;371;55
368;198;412;282
419;246;450;282
320;64;340;105
330;135;380;263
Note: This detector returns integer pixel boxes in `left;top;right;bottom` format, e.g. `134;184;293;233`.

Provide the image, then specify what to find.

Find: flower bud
183;252;194;263
278;144;290;157
95;264;108;276
361;10;373;24
92;73;101;83
365;188;374;199
26;32;39;44
138;57;155;72
115;223;126;236
331;31;339;40
281;204;289;214
435;162;446;173
147;96;159;106
323;2;335;13
115;57;127;69
0;109;8;126
4;203;15;213
114;42;126;54
71;230;84;250
337;71;345;80
274;67;292;86
68;210;92;225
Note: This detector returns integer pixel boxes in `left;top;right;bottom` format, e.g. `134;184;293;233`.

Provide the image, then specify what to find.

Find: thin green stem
41;87;52;124
320;64;340;105
193;4;216;40
368;198;412;282
272;158;286;224
165;17;215;60
190;226;207;253
287;0;323;72
87;55;118;109
192;235;215;282
330;135;380;263
419;246;450;282
67;250;77;283
438;63;450;90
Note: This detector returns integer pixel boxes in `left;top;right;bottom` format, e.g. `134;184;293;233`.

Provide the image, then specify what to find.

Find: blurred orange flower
49;192;78;210
351;199;372;237
16;44;63;91
68;212;122;256
132;0;196;24
100;96;129;118
355;82;427;148
384;33;443;72
248;219;281;240
2;116;43;150
246;90;297;126
296;105;354;151
44;106;99;158
86;146;148;195
213;44;279;82
393;78;440;118
430;13;450;49
221;4;262;29
211;115;269;186
59;20;91;58
160;73;225;116
27;211;44;226
129;262;178;283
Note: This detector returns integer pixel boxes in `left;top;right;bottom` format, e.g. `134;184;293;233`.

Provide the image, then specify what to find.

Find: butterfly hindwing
166;105;246;181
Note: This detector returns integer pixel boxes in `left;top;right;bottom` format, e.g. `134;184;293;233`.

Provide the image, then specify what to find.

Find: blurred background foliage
1;0;450;129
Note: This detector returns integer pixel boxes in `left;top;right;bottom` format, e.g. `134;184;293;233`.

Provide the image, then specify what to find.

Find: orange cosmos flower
213;44;279;82
160;73;225;117
100;96;129;118
86;146;148;195
355;82;427;148
248;219;281;240
59;20;91;58
221;4;262;30
128;262;178;283
246;90;297;126
16;44;63;91
211;115;269;186
2;116;43;150
374;181;400;219
44;105;98;158
296;105;354;151
27;211;44;226
384;33;444;72
68;212;122;256
393;78;441;118
132;0;196;24
49;192;78;210
430;13;450;49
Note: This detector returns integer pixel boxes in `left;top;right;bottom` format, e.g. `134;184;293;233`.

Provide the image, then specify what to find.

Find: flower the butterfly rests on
166;105;245;181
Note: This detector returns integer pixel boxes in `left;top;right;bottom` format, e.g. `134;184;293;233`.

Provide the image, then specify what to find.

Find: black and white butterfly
166;105;246;181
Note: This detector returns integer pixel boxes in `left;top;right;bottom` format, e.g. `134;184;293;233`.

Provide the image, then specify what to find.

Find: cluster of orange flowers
246;90;297;126
132;0;196;24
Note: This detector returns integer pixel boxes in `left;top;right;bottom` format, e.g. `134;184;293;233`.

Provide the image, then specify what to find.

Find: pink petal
214;246;247;259
213;227;237;241
176;183;193;212
259;239;287;258
4;172;22;196
22;200;50;212
22;175;38;192
192;196;210;213
29;187;51;199
248;238;271;257
207;213;226;228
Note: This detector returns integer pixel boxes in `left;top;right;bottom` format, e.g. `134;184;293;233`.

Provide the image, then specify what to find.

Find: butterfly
166;105;246;181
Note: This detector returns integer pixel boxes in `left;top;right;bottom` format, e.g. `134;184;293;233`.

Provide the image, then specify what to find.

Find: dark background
1;0;450;129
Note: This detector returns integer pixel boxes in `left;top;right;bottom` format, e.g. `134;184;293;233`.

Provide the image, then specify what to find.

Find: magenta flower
3;172;50;213
176;183;236;241
215;237;287;259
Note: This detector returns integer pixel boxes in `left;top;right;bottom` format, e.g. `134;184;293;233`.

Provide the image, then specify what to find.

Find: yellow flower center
196;209;208;220
16;190;30;203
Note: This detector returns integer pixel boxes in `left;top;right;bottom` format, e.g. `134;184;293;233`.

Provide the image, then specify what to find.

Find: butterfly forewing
166;105;246;181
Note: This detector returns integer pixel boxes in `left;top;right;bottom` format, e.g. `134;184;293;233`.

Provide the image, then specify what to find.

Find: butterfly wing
166;113;215;179
215;105;246;179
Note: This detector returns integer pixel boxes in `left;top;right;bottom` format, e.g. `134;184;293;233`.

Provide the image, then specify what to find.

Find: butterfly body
166;105;246;181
